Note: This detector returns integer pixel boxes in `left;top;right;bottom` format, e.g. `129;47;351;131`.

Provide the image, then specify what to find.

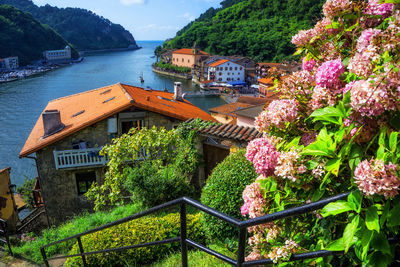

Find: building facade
207;59;245;83
171;48;209;68
0;57;19;70
43;46;72;62
20;83;215;224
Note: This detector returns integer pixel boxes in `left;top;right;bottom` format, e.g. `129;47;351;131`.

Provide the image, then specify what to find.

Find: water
0;41;226;186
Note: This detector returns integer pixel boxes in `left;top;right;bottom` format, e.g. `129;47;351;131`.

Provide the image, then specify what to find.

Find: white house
207;59;245;83
0;57;19;70
43;46;71;62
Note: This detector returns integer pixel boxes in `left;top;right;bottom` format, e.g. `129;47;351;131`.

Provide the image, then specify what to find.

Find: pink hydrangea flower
291;29;316;46
316;59;345;89
302;57;316;72
354;159;400;198
348;50;379;77
245;138;274;163
252;145;280;177
241;202;250;216
323;0;352;19
274;150;302;182
264;99;299;129
365;0;394;18
356;29;382;53
245;249;263;261
242;182;266;218
309;85;336;110
350;79;396;117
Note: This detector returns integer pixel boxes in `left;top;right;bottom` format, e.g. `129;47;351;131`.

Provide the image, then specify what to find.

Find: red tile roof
20;83;215;157
186;119;263;142
209;102;253;116
209;59;229;67
172;48;209;56
258;78;274;85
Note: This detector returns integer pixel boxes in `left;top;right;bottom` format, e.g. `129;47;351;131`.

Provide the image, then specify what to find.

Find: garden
9;0;400;266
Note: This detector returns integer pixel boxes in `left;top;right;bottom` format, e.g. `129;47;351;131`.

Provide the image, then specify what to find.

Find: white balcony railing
53;148;108;170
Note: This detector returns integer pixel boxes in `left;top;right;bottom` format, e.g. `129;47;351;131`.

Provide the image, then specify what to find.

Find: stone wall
36;109;182;225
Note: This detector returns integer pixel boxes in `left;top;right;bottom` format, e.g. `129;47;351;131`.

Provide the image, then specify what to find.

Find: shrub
17;177;36;209
201;150;257;241
124;162;195;207
65;213;204;266
12;203;142;263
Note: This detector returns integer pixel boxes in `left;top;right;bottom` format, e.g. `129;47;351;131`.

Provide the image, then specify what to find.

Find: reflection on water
0;41;226;185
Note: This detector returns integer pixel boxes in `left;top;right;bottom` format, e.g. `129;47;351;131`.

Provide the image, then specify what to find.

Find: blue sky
32;0;221;41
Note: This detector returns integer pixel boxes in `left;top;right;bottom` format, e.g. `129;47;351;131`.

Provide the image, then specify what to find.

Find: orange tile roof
20;83;215;157
209;59;229;67
209;102;253;116
172;48;209;56
237;96;270;105
258;78;274;85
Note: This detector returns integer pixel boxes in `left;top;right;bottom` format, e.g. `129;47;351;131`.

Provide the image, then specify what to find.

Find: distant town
0;46;82;83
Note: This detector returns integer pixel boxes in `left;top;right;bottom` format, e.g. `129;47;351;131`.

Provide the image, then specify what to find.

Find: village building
185;118;263;179
207;59;245;83
0;57;19;70
232;105;265;127
43;46;72;63
171;48;209;68
258;77;275;97
19;82;215;225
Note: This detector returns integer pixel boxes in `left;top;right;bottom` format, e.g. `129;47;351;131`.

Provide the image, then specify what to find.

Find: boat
139;72;144;83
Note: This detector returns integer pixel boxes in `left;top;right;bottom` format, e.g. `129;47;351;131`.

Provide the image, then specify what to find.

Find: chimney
173;82;183;101
42;110;65;138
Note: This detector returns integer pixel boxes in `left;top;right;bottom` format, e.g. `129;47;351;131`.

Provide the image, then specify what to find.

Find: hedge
201;150;258;241
65;213;204;266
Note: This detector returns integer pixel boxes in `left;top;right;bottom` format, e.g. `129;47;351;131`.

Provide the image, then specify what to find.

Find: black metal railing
40;192;353;267
0;218;13;256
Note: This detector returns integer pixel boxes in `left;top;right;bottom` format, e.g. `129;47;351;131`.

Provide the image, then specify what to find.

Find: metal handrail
41;192;351;267
0;218;13;256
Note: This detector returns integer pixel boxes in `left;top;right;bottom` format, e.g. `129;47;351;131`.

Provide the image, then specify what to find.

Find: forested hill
0;5;78;65
0;0;139;51
163;0;325;62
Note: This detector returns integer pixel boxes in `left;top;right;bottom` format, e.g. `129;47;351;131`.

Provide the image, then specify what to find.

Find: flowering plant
242;0;400;265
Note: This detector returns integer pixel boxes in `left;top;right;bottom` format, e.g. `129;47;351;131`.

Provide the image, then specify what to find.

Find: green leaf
284;136;301;150
348;190;363;213
367;251;393;267
377;145;386;160
343;215;359;252
321;200;355;217
326;238;344;251
371;232;391;255
312;188;325;202
389;132;398;153
379;130;386;146
387;200;400;227
360;229;373;261
302;141;335;157
349;145;363;170
365;206;380;233
325;158;341;176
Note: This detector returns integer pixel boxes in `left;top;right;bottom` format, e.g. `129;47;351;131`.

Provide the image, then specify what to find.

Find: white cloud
179;12;195;21
120;0;148;5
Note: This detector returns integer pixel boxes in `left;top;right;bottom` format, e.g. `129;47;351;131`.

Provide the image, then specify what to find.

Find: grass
151;243;235;267
12;203;143;263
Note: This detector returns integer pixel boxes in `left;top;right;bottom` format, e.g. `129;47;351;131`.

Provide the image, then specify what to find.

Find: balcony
53;148;107;170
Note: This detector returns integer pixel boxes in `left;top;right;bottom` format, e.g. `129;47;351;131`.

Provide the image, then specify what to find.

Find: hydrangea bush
242;0;400;265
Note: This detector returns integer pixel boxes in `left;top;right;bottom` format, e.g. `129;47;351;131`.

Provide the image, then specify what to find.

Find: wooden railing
53;148;107;170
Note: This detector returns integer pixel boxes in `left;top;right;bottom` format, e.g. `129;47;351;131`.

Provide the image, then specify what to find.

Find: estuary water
0;41;225;186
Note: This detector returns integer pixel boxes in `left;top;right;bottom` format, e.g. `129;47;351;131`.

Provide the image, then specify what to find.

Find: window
182;58;184;62
227;72;230;75
188;59;190;63
235;67;238;70
230;67;232;70
218;78;222;81
225;67;228;71
76;172;96;195
240;67;243;70
219;72;222;75
237;78;240;81
120;119;144;134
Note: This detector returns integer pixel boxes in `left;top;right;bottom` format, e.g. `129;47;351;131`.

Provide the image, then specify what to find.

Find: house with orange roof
171;48;209;68
207;59;245;83
19;82;215;224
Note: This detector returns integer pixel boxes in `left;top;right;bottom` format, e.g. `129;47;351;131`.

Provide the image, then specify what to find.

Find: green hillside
0;5;77;65
0;0;139;51
163;0;325;62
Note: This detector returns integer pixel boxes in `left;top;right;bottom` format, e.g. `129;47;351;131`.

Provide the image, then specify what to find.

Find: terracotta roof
20;83;215;157
257;62;282;68
172;48;209;56
0;167;11;174
209;59;229;67
237;96;270;106
232;104;265;119
258;78;274;85
186;119;263;142
209;102;253;116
